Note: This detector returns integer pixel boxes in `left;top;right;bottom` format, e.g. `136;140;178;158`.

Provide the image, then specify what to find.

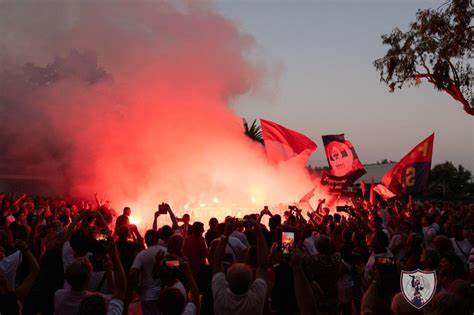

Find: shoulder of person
107;299;124;315
182;301;197;315
54;289;68;299
211;272;228;294
249;278;268;297
229;236;245;246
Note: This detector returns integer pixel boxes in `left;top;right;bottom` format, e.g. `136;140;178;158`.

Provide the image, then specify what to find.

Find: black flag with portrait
321;134;366;192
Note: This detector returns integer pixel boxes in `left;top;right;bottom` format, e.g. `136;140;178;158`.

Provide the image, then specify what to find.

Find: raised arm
360;276;379;315
180;259;200;309
94;193;103;208
92;211;111;235
130;225;145;249
13;192;27;207
293;208;307;226
257;208;273;224
212;219;235;275
166;204;179;231
108;238;126;300
62;212;84;242
253;219;268;280
27;213;40;248
346;207;371;233
153;210;160;231
307;211;320;226
315;199;325;215
290;250;319;315
14;240;40;301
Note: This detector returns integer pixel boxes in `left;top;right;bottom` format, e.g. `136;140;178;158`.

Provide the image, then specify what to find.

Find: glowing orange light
129;215;141;226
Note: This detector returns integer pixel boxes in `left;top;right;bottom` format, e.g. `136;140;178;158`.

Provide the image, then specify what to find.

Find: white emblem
400;269;437;309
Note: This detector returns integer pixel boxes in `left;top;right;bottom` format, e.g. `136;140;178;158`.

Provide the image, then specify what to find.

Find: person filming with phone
211;218;268;314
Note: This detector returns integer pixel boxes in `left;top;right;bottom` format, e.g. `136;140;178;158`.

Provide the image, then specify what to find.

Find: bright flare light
129;215;141;226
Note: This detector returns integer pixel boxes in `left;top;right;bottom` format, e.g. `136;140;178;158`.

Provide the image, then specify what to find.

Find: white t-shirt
303;235;319;256
212;272;267;315
62;241;92;271
389;234;408;261
54;289;109;315
131;244;167;301
89;270;111;294
107;299;124;315
183;302;197;315
231;231;249;247
423;225;437;250
62;241;74;271
469;247;474;271
376;208;390;229
0;250;22;289
210;237;247;262
62;242;108;292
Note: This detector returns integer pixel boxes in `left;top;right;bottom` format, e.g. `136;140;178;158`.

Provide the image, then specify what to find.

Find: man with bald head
54;259;105;315
212;218;268;314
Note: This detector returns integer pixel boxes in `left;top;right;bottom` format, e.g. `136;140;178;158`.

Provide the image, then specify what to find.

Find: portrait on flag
321;134;366;191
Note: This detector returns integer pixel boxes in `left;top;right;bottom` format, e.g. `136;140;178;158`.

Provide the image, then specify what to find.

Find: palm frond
243;118;264;145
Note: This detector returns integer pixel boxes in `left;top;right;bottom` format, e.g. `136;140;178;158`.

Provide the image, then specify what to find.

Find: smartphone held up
166;260;180;268
158;203;168;215
281;231;295;257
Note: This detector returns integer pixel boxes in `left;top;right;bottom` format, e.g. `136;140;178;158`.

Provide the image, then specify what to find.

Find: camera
375;256;394;265
158;203;168;215
95;233;109;243
165;260;180;268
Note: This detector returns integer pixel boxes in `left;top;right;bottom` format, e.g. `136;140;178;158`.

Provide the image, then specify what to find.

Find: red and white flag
299;185;317;203
260;119;317;163
373;184;397;200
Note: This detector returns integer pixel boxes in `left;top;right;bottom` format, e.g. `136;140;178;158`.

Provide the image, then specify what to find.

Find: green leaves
374;0;473;115
243;118;264;145
429;161;473;199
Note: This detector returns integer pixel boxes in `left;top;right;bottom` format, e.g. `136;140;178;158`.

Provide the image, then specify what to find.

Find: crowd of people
0;191;473;315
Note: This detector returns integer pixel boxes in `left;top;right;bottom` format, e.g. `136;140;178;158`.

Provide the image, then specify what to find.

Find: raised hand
289;247;303;268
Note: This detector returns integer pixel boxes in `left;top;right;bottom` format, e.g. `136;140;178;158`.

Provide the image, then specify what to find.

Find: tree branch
417;53;431;75
416;74;474;115
447;59;461;85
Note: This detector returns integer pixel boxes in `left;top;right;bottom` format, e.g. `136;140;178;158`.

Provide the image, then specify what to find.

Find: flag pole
369;176;375;208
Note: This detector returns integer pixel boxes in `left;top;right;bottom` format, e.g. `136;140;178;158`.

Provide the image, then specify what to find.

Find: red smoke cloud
0;1;314;225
